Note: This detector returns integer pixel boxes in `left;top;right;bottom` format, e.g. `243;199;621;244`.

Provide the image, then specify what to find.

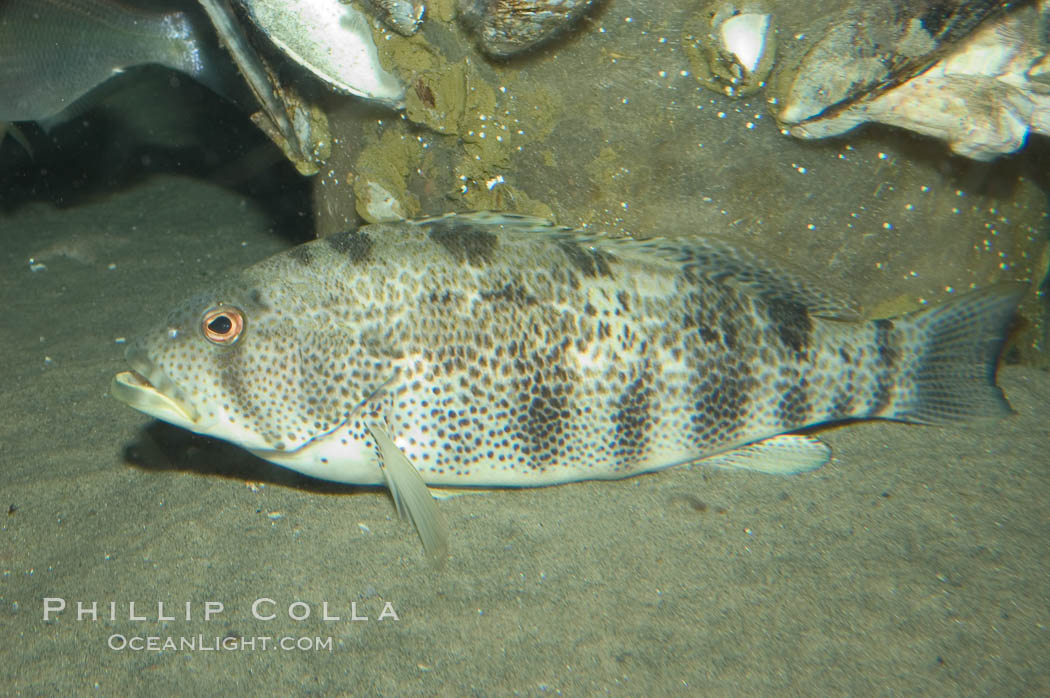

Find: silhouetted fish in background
0;0;227;125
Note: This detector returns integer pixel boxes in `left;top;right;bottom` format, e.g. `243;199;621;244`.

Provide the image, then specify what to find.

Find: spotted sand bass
112;213;1022;560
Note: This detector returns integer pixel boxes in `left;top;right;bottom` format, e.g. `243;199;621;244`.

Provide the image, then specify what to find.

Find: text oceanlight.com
108;634;334;652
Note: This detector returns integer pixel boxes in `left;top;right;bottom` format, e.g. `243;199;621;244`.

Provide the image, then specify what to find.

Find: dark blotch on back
764;296;812;354
326;230;374;264
429;220;498;266
557;241;614;278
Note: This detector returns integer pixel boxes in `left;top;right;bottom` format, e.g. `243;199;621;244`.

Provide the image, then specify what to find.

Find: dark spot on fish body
612;373;655;466
616;291;631;312
428;220;498;266
326;230;374;263
479;281;537;306
721;320;738;352
506;350;577;469
764;296;812;354
681;264;699;286
522;389;569;465
698;324;719;344
428;290;456;305
873;319;898;369
690;367;752;442
557;241;614;278
248;288;269;312
839;347;852;365
867;319;899;416
870;372;895;417
777;380;810;427
219;357;260;434
830;384;855;418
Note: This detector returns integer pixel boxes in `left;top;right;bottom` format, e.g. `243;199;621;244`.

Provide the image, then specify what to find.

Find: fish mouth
111;344;202;428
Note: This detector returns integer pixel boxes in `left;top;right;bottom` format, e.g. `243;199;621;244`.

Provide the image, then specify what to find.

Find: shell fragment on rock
234;0;405;106
195;0;409;173
458;0;603;58
772;0;1050;160
771;0;1011;127
355;178;409;222
363;0;426;36
197;0;326;174
684;0;776;98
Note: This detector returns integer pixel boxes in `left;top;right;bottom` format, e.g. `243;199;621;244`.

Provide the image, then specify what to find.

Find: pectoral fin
366;423;449;564
697;434;830;474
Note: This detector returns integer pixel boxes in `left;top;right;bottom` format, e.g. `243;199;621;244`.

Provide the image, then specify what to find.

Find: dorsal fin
410;210;571;235
409;212;860;320
586;235;861;321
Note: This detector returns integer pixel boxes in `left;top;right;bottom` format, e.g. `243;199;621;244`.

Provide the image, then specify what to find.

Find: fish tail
889;282;1024;425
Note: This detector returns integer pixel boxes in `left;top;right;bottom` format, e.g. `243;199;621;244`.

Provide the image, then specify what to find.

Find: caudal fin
895;282;1024;424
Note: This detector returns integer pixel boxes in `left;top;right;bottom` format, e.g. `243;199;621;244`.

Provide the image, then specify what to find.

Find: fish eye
201;306;245;346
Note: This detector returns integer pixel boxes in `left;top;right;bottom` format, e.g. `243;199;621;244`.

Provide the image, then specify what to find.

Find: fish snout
112;342;202;427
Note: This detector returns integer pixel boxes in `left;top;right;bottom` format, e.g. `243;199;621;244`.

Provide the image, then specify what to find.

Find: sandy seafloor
1;174;1048;696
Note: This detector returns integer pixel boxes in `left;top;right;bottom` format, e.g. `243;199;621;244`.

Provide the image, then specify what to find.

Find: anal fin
367;423;449;565
696;434;830;474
